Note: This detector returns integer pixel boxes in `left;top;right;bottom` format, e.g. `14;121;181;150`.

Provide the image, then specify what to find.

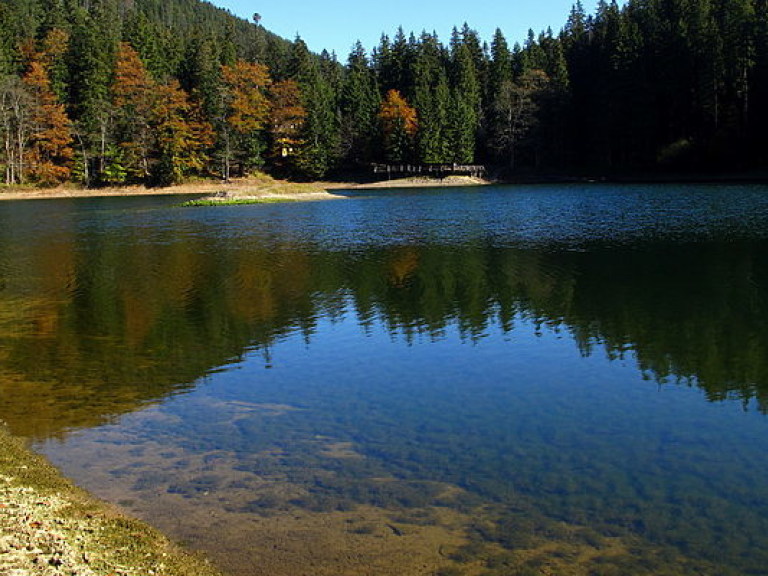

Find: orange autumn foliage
221;60;272;134
113;43;157;177
154;80;214;183
22;60;73;185
269;80;306;159
379;89;418;138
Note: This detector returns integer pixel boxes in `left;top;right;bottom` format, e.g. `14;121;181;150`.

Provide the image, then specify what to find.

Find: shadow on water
1;185;768;574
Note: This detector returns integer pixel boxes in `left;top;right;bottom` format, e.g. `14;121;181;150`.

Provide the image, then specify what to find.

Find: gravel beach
0;426;223;576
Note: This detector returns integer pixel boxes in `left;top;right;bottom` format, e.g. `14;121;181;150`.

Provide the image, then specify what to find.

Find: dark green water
2;184;768;575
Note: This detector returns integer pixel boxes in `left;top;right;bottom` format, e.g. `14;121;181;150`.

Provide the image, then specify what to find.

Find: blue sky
210;0;599;59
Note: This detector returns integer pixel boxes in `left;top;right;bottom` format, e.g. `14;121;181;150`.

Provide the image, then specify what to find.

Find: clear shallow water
2;184;768;575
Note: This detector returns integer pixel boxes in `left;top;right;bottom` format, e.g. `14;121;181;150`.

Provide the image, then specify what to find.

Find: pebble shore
0;427;222;576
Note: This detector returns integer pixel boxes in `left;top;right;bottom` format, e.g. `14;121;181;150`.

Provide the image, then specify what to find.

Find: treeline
1;0;768;187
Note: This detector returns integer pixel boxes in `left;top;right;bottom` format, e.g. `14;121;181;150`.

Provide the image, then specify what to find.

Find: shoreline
0;425;223;576
0;175;493;203
3;171;767;203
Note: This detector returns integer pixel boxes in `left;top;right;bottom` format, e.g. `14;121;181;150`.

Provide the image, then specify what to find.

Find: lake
1;183;768;575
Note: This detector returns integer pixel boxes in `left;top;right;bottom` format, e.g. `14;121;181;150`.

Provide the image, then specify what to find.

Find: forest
1;0;767;186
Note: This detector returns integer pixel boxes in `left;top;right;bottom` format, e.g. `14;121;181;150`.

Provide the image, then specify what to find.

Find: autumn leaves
1;32;309;187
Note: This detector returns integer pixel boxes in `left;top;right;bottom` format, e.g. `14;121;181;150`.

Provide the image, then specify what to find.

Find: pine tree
179;35;224;118
412;32;450;163
0;2;15;77
39;28;69;104
489;29;512;97
340;41;380;165
487;28;513;162
448;31;481;163
123;10;166;80
752;0;768;161
376;27;414;96
290;37;341;178
67;3;119;184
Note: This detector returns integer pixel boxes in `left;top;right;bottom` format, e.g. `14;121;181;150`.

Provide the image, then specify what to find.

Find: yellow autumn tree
269;79;306;170
379;89;417;163
220;60;271;179
113;42;157;180
153;80;214;185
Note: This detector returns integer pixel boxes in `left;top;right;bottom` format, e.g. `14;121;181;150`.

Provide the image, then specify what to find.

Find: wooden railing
372;163;486;178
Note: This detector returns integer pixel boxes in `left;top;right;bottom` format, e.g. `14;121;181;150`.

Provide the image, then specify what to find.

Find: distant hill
0;0;294;77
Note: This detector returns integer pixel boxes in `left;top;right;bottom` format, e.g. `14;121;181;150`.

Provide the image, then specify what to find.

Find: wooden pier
372;163;486;179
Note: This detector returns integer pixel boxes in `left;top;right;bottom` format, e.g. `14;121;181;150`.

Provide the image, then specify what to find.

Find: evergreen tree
290;37;340;178
412;32;450;163
38;28;70;104
448;30;481;163
376;27;414;96
752;0;768;161
487;28;513;163
0;3;15;77
340;41;379;165
67;2;119;184
489;29;512;97
123;10;166;80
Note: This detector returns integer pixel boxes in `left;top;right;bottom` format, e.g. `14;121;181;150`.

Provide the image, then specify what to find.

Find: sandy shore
0;426;223;576
0;175;492;203
351;175;489;189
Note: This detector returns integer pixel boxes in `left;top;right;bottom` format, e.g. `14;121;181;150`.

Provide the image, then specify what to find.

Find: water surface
1;184;768;575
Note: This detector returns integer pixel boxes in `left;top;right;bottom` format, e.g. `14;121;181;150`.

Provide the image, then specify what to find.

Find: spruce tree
340;41;380;165
448;30;481;163
412;32;450;164
290;37;341;178
67;3;119;184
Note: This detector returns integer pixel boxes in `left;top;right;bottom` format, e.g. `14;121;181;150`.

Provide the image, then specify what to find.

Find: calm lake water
2;183;768;575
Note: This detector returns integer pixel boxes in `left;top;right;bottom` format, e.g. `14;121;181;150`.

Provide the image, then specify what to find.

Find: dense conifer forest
1;0;767;186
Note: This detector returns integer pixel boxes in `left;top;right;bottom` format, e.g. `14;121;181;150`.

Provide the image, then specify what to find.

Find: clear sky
209;0;600;59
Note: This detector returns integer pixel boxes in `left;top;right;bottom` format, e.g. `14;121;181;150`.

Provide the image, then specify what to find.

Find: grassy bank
0;425;223;576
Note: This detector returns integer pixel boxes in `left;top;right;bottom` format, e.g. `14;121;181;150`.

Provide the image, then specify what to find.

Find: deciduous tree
23;60;74;185
491;69;549;170
269;79;306;171
219;60;271;180
0;76;31;185
379;89;417;163
113;42;156;181
153;80;213;185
